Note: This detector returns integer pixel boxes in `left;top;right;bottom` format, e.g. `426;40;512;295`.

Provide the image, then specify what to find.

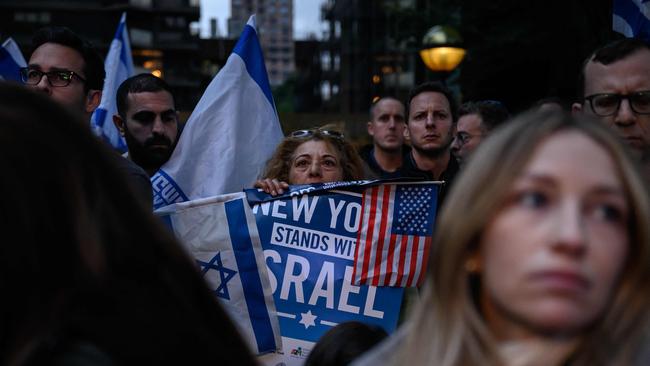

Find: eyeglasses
455;131;484;145
584;91;650;116
20;68;86;87
290;129;345;139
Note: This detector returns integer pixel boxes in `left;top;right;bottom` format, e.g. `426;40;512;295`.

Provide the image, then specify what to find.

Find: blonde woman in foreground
362;111;650;366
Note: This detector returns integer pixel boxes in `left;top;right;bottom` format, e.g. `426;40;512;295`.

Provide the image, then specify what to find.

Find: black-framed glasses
290;129;345;139
20;67;86;87
584;91;650;116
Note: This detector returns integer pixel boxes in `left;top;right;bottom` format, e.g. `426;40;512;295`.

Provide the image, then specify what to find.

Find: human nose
425;112;435;127
308;161;322;176
33;73;52;94
151;115;165;135
451;136;460;151
551;200;587;257
614;98;636;127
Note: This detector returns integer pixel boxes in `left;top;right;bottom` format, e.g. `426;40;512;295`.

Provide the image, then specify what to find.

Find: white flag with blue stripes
151;15;283;209
0;37;26;82
91;12;134;152
156;192;282;354
613;0;650;41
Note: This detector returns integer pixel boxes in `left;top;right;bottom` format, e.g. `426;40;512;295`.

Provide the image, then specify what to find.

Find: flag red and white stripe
352;184;436;287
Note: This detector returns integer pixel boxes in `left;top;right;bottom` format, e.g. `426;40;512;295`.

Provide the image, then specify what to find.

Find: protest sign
246;181;437;365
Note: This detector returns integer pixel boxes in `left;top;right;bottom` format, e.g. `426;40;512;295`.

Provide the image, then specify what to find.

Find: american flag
352;183;438;287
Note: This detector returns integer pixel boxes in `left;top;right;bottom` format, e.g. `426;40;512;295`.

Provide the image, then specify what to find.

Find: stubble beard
412;131;453;158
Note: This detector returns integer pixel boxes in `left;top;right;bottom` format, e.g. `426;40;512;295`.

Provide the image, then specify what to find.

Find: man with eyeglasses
450;100;509;168
22;27;153;208
572;38;650;171
23;27;104;123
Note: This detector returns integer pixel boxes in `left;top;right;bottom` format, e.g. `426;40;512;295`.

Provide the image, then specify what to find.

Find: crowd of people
2;23;650;365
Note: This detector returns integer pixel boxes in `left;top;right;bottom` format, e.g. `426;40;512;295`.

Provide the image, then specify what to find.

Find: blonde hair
400;111;650;365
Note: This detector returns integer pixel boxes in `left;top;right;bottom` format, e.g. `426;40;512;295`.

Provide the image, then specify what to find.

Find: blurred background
0;0;617;144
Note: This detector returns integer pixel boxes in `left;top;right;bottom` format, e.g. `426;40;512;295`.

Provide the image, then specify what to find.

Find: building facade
228;0;295;86
0;0;202;112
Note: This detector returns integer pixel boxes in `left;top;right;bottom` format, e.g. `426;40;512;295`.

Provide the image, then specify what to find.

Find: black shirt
399;150;460;210
359;144;411;179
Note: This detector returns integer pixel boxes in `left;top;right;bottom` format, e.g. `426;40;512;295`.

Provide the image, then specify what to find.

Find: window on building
321;51;331;71
130;0;152;7
321;81;331;101
14;11;50;24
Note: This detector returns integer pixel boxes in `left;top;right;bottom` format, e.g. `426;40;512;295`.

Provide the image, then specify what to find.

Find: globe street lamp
419;25;466;73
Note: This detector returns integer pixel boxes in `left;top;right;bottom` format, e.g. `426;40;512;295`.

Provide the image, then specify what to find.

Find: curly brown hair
260;129;364;183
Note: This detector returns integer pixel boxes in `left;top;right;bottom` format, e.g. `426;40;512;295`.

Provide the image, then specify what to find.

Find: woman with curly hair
255;128;364;195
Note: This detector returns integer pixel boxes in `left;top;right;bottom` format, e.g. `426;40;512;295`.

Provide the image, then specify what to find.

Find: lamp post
419;25;465;77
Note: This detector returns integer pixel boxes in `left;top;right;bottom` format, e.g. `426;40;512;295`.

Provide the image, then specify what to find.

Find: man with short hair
401;81;460;206
23;27;104;121
451;100;509;167
572;38;650;172
22;27;152;208
360;97;409;178
113;73;180;177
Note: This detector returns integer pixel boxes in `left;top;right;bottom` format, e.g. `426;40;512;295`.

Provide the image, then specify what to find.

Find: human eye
322;158;338;168
457;132;470;143
162;113;177;123
294;158;309;168
24;69;42;82
54;71;73;82
434;111;448;120
593;94;619;109
632;91;650;113
516;190;548;209
412;112;425;121
592;203;626;223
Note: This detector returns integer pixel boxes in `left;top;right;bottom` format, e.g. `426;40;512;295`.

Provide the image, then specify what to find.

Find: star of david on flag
155;192;281;354
197;252;237;300
353;183;439;287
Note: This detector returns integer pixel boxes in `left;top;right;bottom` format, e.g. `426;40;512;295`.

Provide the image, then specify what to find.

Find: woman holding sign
255;127;364;195
367;111;650;365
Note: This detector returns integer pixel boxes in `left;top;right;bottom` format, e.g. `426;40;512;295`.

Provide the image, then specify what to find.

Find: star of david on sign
196;252;237;300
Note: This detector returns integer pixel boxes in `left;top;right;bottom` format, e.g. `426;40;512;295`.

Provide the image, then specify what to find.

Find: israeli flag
91;12;134;152
613;0;650;42
151;15;283;209
156;192;282;354
0;37;26;82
